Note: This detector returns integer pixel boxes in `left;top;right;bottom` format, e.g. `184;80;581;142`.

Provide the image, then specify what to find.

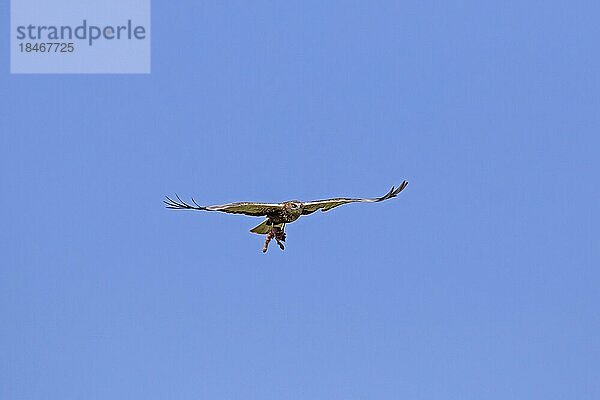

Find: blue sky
1;1;599;399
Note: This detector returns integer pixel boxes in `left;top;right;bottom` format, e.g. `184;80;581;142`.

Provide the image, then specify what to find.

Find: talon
261;226;288;253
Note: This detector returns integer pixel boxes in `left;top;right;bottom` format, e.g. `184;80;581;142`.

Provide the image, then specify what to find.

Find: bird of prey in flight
164;181;408;253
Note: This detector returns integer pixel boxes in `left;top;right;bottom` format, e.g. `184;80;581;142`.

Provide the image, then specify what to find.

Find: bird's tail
250;220;281;234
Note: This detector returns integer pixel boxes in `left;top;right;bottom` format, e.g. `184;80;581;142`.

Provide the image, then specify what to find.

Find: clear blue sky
1;1;599;399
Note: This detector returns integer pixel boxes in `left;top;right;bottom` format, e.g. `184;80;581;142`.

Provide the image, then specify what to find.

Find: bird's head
283;200;303;213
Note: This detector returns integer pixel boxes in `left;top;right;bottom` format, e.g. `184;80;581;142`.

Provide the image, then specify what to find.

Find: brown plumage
165;181;408;252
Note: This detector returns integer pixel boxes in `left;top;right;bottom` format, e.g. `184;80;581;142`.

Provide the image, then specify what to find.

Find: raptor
164;181;408;252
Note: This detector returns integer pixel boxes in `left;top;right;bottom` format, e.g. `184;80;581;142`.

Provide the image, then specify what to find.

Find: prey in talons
262;225;286;253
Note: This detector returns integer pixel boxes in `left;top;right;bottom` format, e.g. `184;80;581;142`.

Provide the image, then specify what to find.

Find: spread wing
164;195;283;217
301;181;408;215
